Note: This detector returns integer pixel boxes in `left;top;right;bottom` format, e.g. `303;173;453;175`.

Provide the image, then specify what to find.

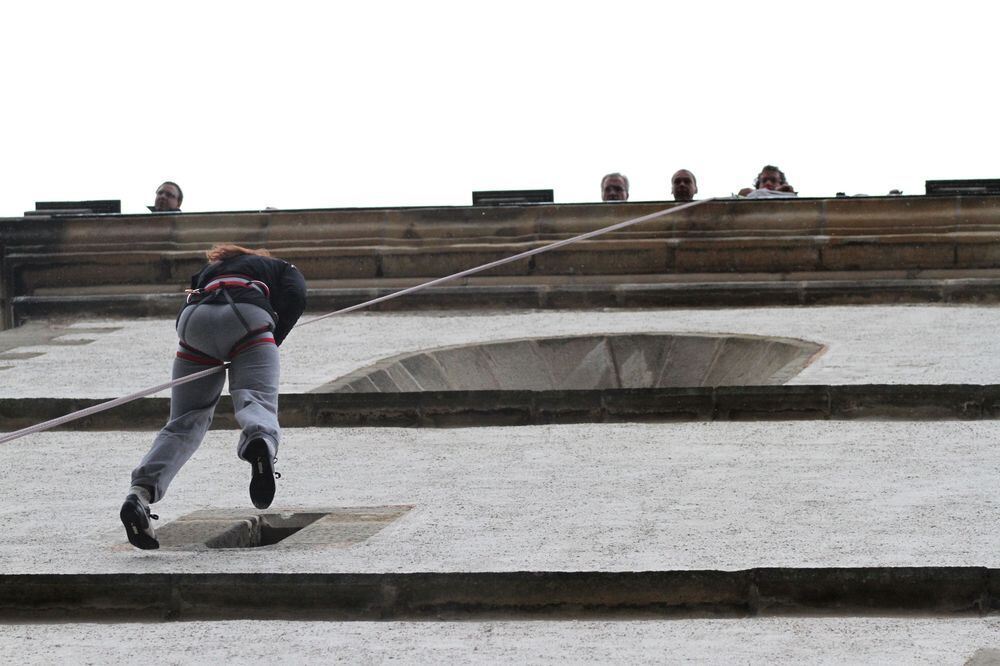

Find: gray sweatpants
131;303;280;503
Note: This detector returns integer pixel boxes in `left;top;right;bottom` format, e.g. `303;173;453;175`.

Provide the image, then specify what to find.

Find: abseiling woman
120;244;307;549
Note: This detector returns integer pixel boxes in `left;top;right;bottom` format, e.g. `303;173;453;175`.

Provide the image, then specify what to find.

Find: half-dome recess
314;333;824;393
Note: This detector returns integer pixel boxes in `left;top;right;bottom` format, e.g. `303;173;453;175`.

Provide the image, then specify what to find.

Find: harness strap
222;288;254;334
205;279;269;296
176;326;274;364
186;274;269;304
213;274;270;297
229;334;276;359
176;341;224;366
228;324;274;358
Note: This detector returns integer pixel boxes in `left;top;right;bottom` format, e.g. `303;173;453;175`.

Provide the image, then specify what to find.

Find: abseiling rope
299;198;711;324
0;198;711;445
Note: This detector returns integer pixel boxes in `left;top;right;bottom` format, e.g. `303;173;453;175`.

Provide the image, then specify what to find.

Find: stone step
34;267;1000;293
4;197;1000;250
11;276;1000;323
2;384;997;432
0;568;995;620
12;233;1000;291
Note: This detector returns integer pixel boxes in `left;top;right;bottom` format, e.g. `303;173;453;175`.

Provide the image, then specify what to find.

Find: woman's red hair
205;244;272;262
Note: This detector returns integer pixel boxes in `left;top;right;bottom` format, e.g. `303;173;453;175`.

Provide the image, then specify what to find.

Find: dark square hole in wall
145;506;412;551
206;512;326;549
258;513;326;547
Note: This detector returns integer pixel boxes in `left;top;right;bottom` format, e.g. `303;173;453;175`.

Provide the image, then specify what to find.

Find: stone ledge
0;568;993;620
13;235;1000;291
4;196;1000;249
1;385;998;431
12;277;1000;323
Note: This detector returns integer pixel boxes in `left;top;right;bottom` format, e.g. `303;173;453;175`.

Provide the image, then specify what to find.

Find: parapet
3;195;1000;327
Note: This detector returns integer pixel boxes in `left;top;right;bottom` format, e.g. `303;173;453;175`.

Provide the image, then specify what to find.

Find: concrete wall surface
1;618;999;664
0;305;998;399
2;421;998;575
6;202;1000;657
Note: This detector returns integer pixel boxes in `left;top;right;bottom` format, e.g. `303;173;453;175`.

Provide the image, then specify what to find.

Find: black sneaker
245;438;277;509
120;494;159;550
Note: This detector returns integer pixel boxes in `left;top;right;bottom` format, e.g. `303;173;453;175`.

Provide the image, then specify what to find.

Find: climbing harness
179;273;276;362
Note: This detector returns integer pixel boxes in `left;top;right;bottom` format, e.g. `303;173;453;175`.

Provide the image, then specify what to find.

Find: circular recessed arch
313;333;824;393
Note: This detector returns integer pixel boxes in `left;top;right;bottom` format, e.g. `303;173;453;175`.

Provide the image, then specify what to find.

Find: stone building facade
1;196;998;661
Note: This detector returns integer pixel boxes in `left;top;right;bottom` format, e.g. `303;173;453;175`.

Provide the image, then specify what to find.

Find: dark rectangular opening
205;512;326;549
925;179;1000;196
472;189;554;206
31;199;122;215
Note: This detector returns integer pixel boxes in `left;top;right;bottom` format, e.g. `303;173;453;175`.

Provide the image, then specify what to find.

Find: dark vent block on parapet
472;189;554;206
28;199;122;215
925;179;1000;196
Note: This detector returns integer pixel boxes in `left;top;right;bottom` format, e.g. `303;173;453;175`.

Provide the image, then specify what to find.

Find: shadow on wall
314;333;825;393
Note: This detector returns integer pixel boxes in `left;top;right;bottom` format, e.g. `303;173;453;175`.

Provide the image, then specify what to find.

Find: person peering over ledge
601;172;630;202
671;169;698;202
738;165;797;199
149;181;183;212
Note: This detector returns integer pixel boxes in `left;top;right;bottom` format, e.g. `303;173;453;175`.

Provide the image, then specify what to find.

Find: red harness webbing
176;325;275;365
229;335;276;358
176;350;225;366
204;274;269;295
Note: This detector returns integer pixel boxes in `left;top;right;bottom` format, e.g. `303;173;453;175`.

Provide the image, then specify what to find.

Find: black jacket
184;254;307;345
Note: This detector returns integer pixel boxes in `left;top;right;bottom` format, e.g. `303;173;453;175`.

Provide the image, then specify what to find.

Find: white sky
2;1;998;214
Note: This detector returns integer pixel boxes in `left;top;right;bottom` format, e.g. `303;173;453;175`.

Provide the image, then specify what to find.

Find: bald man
671;169;698;202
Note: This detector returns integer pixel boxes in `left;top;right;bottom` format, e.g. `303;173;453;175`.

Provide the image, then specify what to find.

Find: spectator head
601;173;629;201
153;181;183;212
671;169;698;202
754;166;787;191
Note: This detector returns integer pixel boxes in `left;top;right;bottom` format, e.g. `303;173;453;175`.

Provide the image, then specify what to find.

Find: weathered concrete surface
1;422;998;576
968;648;1000;665
1;618;999;664
1;306;999;399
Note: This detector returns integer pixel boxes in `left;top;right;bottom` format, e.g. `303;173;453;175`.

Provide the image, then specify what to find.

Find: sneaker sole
120;499;159;550
246;439;276;510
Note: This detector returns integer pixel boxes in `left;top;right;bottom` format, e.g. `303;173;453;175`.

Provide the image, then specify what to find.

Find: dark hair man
151;181;183;212
601;173;629;201
754;165;791;191
671;169;698;202
739;165;796;198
